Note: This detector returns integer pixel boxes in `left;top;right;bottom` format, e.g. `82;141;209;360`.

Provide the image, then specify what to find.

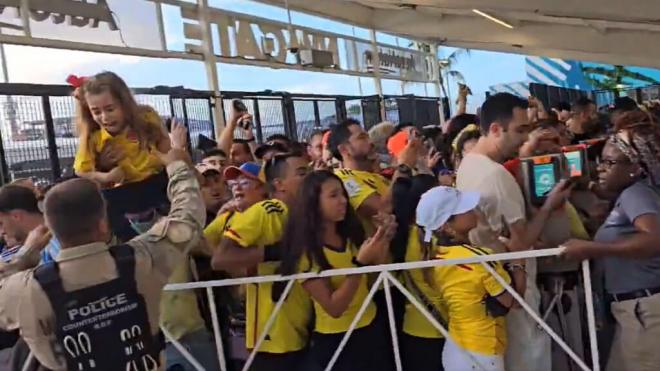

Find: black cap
197;134;218;152
254;142;289;160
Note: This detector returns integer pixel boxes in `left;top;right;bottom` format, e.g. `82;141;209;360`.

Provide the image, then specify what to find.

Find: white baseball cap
416;186;481;242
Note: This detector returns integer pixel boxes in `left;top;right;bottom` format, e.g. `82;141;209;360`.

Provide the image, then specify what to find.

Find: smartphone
232;99;252;129
563;150;583;177
165;118;173;132
533;162;557;198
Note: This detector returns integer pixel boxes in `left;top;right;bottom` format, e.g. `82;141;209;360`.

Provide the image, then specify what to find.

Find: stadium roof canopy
256;0;660;68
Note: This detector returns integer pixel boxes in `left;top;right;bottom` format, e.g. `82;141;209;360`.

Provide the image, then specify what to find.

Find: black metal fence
0;84;441;184
592;84;660;108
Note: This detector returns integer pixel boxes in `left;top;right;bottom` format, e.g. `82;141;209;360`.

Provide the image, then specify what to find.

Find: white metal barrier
20;247;600;371
162;247;601;371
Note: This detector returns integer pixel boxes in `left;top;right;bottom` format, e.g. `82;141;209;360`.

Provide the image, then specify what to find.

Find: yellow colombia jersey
298;242;376;334
434;245;511;356
334;168;390;235
204;211;238;248
223;199;312;353
402;226;446;339
74;108;164;184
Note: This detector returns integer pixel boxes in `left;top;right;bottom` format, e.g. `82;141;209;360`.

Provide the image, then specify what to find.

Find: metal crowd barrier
157;247;600;371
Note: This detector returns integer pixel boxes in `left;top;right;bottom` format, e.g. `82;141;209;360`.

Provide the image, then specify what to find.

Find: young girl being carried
70;72;175;240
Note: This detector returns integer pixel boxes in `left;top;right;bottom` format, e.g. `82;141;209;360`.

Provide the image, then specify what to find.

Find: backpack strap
33;262;67;312
108;244;136;286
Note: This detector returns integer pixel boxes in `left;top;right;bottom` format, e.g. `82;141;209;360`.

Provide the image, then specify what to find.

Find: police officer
0;147;205;371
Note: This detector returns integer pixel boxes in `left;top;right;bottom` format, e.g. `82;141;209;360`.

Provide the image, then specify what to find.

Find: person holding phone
456;93;572;371
217;99;257;166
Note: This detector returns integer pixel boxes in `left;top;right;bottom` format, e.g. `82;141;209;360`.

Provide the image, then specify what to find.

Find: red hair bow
66;74;87;88
66;74;88;100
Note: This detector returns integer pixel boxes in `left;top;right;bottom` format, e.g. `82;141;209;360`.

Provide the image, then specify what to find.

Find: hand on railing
559;239;595;261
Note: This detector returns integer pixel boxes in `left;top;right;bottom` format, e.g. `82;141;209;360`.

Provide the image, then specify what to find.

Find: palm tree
438;48;471;102
410;42;470;101
582;65;660;90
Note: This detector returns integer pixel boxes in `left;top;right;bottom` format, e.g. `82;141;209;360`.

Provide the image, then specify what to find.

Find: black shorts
310;321;391;371
250;349;307;371
400;333;444;371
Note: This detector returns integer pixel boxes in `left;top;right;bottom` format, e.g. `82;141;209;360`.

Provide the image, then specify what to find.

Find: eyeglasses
598;158;631;167
228;178;258;189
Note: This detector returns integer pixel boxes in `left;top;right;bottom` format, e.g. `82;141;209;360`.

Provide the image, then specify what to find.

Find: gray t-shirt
595;179;660;294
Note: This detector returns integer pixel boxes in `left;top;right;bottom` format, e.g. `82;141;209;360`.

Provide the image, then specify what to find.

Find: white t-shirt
456;153;550;371
456;153;526;252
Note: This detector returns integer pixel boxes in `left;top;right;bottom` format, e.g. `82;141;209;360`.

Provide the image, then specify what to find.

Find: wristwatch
397;164;413;176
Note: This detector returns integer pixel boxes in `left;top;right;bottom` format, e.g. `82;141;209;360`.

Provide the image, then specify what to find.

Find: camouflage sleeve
128;160;206;281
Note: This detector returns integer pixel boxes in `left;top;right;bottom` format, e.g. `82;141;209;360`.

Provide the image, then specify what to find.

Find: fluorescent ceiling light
472;9;514;29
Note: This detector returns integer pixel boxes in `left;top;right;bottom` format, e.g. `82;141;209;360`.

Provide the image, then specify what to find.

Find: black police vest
33;244;162;371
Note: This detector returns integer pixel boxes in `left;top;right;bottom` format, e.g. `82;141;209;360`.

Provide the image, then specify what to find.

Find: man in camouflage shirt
0;148;205;371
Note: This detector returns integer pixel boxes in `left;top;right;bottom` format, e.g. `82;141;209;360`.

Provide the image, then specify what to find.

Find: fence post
41;96;61;180
281;96;298;141
313;100;321;129
335;98;347;123
181;98;193;154
0;122;9;184
207;96;216;139
252;99;264;144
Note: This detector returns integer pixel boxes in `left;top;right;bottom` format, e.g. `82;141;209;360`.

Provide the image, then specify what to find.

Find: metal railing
159;247;600;371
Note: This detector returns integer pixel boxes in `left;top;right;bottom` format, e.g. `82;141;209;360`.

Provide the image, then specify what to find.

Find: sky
1;0;526;111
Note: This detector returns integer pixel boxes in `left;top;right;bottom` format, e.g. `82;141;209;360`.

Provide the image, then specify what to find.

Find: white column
369;29;386;121
197;0;226;142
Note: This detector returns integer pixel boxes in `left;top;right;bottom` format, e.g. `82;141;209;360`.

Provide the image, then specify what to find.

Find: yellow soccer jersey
434;245;511;356
222;199;312;353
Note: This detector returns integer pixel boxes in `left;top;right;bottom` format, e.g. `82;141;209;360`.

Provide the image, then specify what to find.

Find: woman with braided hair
562;110;660;371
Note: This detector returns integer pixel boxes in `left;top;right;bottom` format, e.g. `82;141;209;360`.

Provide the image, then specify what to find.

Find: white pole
479;262;591;371
206;287;228;371
325;273;385;371
582;260;601;371
19;0;31;37
197;0;226;142
369;29;385;121
155;2;168;51
351;27;364;96
242;279;296;371
161;327;206;371
383;275;403;371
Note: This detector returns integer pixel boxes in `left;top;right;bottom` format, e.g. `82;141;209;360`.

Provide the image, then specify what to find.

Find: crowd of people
0;71;658;371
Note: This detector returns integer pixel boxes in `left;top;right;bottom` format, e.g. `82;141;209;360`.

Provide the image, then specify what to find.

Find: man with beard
456;93;573;371
327;119;410;236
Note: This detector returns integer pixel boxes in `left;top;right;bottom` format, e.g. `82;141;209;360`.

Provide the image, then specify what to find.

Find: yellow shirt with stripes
223;199;312;353
402;226;447;339
74;108;164;184
204;211;238;248
298;242;377;334
434;245;511;355
334;168;390;235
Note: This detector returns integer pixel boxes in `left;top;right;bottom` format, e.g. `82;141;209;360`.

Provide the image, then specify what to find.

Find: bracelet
505;263;526;273
246;137;256;142
352;256;367;267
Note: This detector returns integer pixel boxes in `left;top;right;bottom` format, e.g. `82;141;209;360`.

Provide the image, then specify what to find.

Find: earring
630;173;637;178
